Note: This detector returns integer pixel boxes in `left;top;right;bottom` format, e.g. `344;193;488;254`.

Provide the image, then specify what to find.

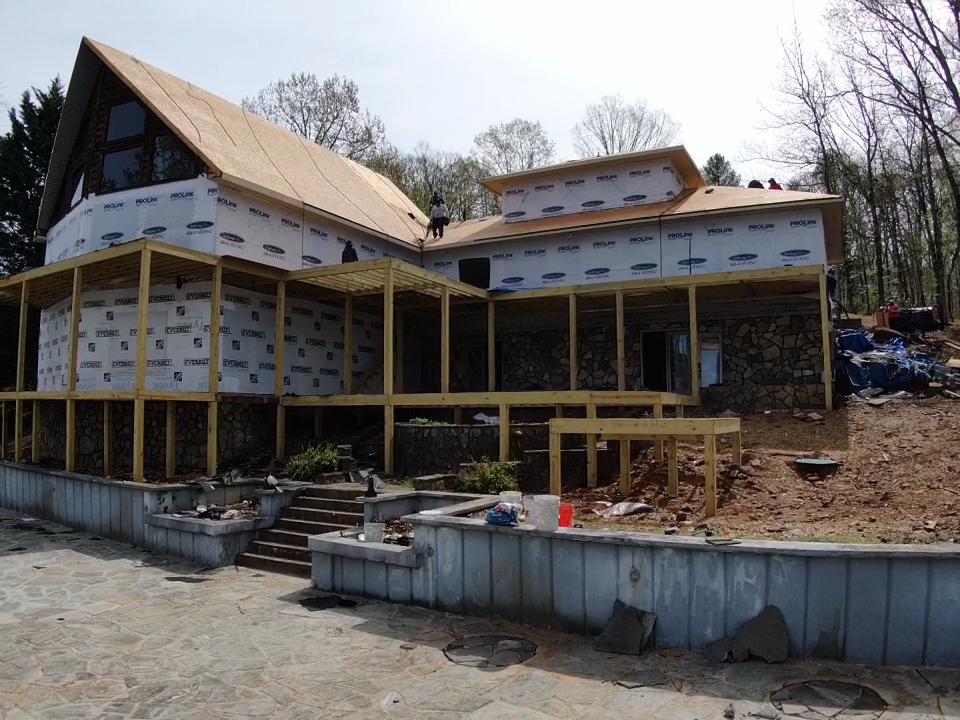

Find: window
105;101;146;142
668;332;691;394
700;335;722;387
152;135;200;182
101;147;142;192
69;171;84;208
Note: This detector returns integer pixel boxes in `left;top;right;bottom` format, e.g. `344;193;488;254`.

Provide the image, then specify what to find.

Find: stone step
274;517;355;536
301;486;367;500
284;507;363;525
258;529;311;547
296;496;364;513
245;540;311;563
235;552;311;578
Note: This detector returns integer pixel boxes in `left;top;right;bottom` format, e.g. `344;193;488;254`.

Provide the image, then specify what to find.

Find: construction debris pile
171;497;261;521
835;329;960;398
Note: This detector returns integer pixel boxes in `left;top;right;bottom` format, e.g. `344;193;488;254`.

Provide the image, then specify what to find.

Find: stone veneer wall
498;313;825;411
36;400;273;476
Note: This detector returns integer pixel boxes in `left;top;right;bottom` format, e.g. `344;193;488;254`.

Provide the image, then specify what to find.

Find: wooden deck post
1;402;6;459
384;404;394;474
819;270;834;411
568;294;578;391
395;309;404;394
688;285;700;403
704;434;717;517
14;399;23;463
616;290;626;391
31;400;40;464
619;439;631;495
548;427;561;496
667;437;679;497
165;401;176;479
342;295;353;394
103;401;113;475
206;401;218;477
385;268;395;396
487;301;496;392
586;404;597;488
498;403;510;462
653;403;664;461
273;277;285;460
440;283;449;393
207;262;222;474
14;281;29;464
66;266;83;472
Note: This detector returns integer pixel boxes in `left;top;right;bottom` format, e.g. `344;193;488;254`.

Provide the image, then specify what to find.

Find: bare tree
571;94;680;158
473;119;556;175
242;73;386;163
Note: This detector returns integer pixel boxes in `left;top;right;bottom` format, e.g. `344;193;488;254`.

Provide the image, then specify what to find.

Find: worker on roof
747;179;764;189
341;239;359;263
429;193;450;240
768;178;783;190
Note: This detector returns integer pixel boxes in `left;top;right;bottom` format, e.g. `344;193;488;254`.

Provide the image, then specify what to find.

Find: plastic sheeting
835;330;953;394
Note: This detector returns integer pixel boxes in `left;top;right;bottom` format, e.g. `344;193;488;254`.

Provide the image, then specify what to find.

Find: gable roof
38;38;429;246
426;185;844;264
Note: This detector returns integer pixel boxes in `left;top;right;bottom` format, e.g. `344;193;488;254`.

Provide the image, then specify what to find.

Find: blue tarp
836;330;950;393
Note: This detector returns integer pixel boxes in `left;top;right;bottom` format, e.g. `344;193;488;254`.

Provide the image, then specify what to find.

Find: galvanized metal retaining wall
312;514;960;668
0;463;269;566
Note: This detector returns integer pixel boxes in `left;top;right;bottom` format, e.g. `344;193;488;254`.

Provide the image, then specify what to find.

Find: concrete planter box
362;491;497;524
145;513;275;566
312;494;960;668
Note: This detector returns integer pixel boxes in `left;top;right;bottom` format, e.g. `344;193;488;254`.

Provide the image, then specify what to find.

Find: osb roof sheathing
83;39;428;246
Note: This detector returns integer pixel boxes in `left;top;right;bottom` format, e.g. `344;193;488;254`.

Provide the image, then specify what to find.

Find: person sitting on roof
429;195;450;239
747;179;765;189
768;178;783;190
341;240;359;263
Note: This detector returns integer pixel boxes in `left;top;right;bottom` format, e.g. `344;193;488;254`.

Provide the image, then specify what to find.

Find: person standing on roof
341;240;359;263
768;178;783;190
747;179;764;189
429;194;450;239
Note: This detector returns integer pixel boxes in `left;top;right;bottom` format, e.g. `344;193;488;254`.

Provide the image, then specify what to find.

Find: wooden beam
498;403;510;462
615;290;626;392
819;270;834;411
586;404;597;488
132;399;145;481
16;282;29;392
487;301;496;392
209;262;223;395
284;389;697;408
688;285;700;403
653;403;664;461
440;283;449;393
395;309;404;394
206;401;218;476
103;401;113;476
550;416;741;436
165;401;176;479
384;404;394;473
275;404;285;460
31;400;40;463
14;399;23;463
134;250;152;392
704;433;717;518
619;438;631;495
667;437;679;497
342;294;353;394
568;294;577;391
548;429;561;496
385;268;395;395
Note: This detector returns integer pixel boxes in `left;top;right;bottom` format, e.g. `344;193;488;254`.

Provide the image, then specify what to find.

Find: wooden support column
15;282;29;463
568;294;578;391
384;404;394;474
619;439;631;495
487;301;496;392
103;401;113;476
342;295;353;394
66;266;83;472
586;404;597;488
31;400;40;464
704;434;717;517
1;402;6;459
667;438;679;497
274;278;285;459
819;270;834;411
14;399;23;463
498;404;510;462
439;283;449;394
688;285;700;403
206;401;218;477
206;263;222;474
548;428;561;496
653;403;664;460
165;401;176;479
395;309;404;394
132;251;151;481
616;290;626;391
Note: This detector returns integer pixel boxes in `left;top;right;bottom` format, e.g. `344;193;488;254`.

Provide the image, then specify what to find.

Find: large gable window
101;147;143;192
153;135;201;182
106;100;146;142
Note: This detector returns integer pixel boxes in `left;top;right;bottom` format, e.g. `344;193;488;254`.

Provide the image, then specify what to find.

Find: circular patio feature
443;635;538;668
772;680;887;719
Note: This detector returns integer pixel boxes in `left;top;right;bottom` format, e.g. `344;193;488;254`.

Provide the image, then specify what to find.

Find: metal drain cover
772;680;886;719
443;635;537;668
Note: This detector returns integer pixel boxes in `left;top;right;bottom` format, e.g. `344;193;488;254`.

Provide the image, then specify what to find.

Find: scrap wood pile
835;328;960;400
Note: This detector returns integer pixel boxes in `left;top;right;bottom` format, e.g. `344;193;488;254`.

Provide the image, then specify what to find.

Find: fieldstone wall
501;330;570;391
36;400;273;477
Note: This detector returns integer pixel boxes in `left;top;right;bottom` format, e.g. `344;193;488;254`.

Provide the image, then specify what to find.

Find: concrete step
235;552;311;578
284;507;363;525
296;496;364;513
301;486;367;500
245;540;311;563
275;517;355;536
258;529;311;547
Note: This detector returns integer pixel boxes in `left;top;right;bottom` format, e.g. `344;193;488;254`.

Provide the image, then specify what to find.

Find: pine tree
700;153;742;187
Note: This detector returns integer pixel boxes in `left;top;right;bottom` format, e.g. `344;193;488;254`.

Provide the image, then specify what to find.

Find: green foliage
408;417;444;426
285;444;339;481
700;153;741;187
460;458;519;494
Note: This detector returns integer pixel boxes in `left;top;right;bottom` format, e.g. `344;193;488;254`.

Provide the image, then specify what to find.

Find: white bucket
533;495;560;532
363;523;385;543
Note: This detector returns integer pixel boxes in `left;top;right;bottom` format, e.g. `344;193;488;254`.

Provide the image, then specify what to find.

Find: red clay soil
566;398;960;544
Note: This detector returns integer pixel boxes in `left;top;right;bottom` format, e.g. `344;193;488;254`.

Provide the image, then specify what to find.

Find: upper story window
152;135;201;182
102;147;143;192
105;101;146;142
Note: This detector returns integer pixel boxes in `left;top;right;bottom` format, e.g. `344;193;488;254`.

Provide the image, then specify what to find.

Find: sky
0;0;831;184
